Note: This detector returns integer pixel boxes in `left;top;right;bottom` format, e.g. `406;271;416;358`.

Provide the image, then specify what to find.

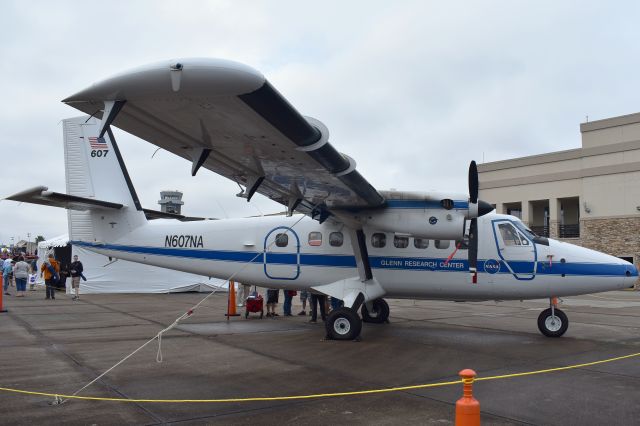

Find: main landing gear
326;307;362;340
361;298;390;323
537;297;569;337
325;298;390;340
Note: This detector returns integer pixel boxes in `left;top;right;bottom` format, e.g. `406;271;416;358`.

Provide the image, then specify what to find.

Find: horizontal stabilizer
5;186;124;211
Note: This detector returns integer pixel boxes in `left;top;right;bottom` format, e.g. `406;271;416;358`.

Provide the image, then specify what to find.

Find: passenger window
394;236;409;248
435;240;450;249
275;233;288;247
498;223;522;246
329;232;343;247
414;238;429;249
308;232;322;247
371;233;386;248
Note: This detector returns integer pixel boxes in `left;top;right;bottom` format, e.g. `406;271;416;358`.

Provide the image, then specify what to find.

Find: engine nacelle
360;209;466;240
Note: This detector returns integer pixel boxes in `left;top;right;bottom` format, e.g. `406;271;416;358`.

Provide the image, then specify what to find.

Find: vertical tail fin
63;116;146;243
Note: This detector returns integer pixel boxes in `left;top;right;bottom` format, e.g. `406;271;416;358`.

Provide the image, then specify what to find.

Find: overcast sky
1;0;639;245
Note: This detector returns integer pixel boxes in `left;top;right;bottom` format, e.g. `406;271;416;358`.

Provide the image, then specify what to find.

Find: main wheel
325;307;362;340
361;299;390;323
537;308;568;337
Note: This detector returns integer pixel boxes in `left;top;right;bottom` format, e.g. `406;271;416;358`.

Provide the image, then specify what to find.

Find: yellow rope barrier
0;351;638;403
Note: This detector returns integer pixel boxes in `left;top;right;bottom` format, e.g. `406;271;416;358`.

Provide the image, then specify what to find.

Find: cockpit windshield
512;220;537;239
512;219;549;246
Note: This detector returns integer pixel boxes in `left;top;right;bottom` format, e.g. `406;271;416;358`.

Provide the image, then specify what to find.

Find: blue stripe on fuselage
71;240;631;277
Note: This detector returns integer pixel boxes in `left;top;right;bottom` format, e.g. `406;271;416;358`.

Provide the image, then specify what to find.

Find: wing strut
349;228;373;282
191;148;212;176
98;100;126;138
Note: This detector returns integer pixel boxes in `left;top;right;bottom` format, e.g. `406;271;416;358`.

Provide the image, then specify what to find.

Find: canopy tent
37;235;227;294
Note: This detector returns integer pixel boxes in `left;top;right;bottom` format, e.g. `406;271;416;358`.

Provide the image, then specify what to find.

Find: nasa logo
429;216;438;225
484;259;501;274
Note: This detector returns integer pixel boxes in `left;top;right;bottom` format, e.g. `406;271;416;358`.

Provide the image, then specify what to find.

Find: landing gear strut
325;307;362;340
537;297;568;337
361;298;390;323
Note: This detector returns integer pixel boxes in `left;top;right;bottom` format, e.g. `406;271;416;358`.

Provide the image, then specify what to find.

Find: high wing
62;58;384;219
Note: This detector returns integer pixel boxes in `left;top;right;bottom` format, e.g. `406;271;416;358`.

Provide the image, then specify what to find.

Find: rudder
63;116;146;243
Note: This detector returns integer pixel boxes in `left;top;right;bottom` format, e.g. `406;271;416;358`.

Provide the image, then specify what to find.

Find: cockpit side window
498;223;523;246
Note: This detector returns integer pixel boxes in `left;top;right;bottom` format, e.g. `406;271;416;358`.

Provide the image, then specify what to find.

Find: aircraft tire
537;308;568;337
361;299;390;324
325;307;362;340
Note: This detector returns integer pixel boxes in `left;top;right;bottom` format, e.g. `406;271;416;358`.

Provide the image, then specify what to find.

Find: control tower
158;190;184;215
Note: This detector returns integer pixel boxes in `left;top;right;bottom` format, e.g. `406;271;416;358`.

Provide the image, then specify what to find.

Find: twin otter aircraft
8;58;637;340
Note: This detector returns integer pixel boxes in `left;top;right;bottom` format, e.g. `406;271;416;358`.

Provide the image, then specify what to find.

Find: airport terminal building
478;112;640;268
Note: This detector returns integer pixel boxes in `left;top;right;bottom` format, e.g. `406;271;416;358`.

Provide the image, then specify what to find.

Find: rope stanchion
455;369;480;426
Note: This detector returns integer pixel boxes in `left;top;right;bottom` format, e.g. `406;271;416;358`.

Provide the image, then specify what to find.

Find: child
266;288;279;317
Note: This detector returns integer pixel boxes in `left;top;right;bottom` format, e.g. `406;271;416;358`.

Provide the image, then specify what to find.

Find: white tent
37;235;227;294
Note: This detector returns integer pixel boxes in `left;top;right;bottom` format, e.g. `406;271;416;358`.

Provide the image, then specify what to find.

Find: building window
435;240;450;249
275;233;288;247
414;238;429;249
329;232;343;247
394;236;409;248
371;233;386;248
308;232;322;247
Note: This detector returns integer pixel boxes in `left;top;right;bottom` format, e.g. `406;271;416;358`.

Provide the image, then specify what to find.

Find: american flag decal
89;136;108;149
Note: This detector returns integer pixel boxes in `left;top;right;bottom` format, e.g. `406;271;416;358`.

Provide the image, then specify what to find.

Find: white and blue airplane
7;59;637;340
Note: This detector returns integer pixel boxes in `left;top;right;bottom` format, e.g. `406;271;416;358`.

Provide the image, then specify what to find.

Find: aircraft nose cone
626;263;638;278
478;200;494;217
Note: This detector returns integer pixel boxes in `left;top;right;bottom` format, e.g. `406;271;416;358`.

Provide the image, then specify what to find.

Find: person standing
266;288;279;317
69;254;84;301
2;259;13;296
28;257;38;291
40;253;60;300
309;293;327;323
236;282;251;307
298;290;310;315
13;256;29;297
283;290;296;316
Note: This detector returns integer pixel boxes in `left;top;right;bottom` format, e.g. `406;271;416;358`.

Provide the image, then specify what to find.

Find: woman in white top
13;256;30;297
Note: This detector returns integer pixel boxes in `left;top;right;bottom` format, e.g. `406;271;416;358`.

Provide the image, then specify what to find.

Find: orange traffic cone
225;280;240;318
455;369;480;426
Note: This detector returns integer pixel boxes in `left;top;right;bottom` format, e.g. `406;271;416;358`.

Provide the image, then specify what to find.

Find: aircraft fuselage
73;212;637;301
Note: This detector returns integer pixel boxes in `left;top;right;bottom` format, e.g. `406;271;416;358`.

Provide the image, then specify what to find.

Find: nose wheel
537;307;568;337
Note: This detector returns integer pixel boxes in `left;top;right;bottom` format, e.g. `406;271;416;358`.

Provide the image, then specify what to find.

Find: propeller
468;161;479;283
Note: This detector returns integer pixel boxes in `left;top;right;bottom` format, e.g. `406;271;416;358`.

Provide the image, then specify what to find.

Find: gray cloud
1;0;639;244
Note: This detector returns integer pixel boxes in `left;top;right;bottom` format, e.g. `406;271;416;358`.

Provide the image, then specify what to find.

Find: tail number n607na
165;235;204;248
7;58;637;342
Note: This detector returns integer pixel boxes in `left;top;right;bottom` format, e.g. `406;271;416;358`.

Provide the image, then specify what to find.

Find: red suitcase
245;293;264;319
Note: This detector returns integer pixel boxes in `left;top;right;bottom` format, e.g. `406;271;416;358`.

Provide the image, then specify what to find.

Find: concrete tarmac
1;288;639;425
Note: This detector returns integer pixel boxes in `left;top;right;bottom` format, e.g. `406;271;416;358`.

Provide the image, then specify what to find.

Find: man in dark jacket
69;254;84;300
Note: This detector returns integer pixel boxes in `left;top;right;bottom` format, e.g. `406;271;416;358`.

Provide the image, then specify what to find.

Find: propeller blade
468;218;478;283
468;160;478;204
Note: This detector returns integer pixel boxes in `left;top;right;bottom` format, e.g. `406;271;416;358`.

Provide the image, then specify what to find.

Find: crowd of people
1;252;84;300
237;286;343;323
2;254;38;297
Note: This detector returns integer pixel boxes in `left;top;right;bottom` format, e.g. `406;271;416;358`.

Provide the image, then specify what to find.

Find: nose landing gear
537;297;569;337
